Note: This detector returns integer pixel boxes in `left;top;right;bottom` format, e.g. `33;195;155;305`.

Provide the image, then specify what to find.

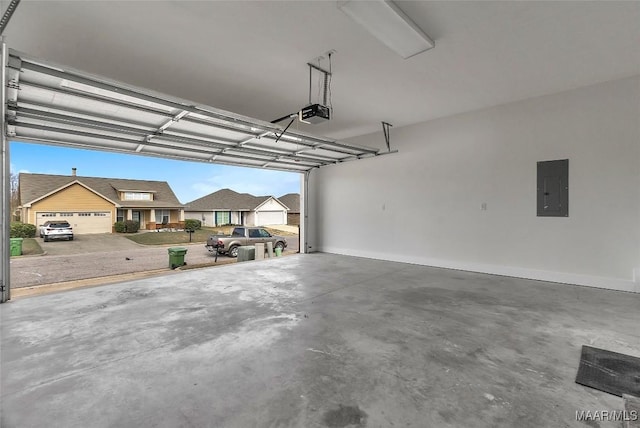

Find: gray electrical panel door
537;159;568;217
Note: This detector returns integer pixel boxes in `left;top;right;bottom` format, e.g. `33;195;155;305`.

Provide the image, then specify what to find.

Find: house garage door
36;212;112;234
256;211;284;226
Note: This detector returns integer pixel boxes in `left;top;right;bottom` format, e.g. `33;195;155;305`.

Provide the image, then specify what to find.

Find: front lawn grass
123;225;298;246
122;227;235;246
263;227;298;237
20;238;44;256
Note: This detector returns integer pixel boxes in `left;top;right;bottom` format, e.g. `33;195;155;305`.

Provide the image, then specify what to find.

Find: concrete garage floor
1;254;638;428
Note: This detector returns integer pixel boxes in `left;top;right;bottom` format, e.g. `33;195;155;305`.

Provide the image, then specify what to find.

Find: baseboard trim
316;247;639;294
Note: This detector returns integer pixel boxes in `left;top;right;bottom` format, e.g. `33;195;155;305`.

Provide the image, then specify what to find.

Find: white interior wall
308;76;640;293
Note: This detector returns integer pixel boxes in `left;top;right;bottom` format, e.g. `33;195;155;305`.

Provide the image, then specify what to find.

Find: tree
10;172;20;221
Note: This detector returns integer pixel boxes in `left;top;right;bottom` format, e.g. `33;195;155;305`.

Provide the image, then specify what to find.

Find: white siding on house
185;211;213;227
308;76;640;293
246;212;256;226
259;199;286;211
231;211;243;225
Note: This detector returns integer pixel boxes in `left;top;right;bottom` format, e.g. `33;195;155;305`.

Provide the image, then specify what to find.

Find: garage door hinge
381;121;392;152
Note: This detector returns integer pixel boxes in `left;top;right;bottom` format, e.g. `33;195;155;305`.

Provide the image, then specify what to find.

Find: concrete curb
11;269;173;299
10;250;48;258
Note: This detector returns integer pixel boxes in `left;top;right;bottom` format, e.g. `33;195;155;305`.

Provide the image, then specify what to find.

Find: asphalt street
10;236;299;289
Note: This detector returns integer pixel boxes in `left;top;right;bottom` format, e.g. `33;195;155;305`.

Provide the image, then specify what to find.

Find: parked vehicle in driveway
40;221;74;242
206;226;287;257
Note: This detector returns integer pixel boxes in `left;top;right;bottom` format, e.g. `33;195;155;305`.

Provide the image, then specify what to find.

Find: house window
78;213;92;217
156;210;170;225
117;209;125;222
59;212;73;217
215;211;230;226
94;213;108;217
41;213;56;217
123;192;152;201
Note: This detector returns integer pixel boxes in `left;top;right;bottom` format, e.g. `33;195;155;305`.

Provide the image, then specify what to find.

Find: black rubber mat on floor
575;345;640;397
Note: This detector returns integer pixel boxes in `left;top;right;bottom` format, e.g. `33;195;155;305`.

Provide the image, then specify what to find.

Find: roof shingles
19;173;183;208
185;188;275;211
278;193;300;213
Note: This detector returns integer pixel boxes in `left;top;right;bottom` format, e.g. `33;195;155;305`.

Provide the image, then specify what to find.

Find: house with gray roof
19;170;184;234
278;193;300;225
184;188;289;227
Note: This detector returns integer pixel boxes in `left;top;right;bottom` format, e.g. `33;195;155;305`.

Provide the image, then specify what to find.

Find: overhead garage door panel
36;212;112;234
256;211;284;226
5;50;384;174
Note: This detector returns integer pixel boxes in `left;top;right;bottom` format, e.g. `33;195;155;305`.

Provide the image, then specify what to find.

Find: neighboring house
19;170;184;234
278;193;300;226
185;188;289;227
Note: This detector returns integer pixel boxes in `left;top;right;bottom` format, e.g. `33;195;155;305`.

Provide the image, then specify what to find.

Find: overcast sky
10;141;301;203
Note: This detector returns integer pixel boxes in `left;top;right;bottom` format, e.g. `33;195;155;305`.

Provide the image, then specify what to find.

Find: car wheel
275;241;285;251
228;245;239;258
69;237;74;241
43;236;49;242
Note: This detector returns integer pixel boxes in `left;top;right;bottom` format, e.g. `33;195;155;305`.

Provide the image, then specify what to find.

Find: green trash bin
168;247;188;269
274;247;282;257
10;238;24;257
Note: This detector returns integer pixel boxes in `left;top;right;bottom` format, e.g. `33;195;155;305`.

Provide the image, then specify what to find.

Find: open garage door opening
8;141;307;298
1;48;381;302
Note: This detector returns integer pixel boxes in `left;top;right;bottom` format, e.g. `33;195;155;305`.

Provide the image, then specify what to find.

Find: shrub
10;222;36;238
124;220;139;233
184;219;201;231
114;221;139;233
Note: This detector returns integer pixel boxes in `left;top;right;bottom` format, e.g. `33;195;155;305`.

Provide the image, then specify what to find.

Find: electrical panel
537;159;569;217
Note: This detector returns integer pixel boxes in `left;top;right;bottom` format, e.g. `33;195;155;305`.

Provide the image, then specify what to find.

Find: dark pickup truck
206;226;287;257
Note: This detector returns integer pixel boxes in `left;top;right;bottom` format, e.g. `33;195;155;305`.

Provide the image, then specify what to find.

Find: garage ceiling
4;1;640;142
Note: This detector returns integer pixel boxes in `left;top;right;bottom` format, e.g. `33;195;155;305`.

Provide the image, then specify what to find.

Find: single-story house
185;188;289;227
19;170;184;234
278;193;300;226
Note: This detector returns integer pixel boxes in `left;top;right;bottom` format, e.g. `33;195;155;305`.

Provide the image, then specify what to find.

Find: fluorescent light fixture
338;0;434;59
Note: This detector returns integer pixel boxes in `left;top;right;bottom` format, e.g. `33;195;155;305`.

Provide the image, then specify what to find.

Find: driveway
11;233;299;289
37;233;141;255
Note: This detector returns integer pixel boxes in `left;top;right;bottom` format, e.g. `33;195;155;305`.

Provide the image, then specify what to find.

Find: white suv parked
40;221;74;242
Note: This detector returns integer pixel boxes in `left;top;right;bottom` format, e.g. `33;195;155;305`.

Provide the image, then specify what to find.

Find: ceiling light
338;0;434;59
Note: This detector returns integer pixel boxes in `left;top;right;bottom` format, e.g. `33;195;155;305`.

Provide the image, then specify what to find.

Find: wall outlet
481;202;487;211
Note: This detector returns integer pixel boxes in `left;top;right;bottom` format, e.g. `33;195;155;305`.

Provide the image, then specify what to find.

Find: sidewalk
265;224;300;234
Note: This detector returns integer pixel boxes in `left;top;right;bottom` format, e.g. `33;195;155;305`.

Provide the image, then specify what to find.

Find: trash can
274;247;282;257
10;238;24;257
168;247;188;269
